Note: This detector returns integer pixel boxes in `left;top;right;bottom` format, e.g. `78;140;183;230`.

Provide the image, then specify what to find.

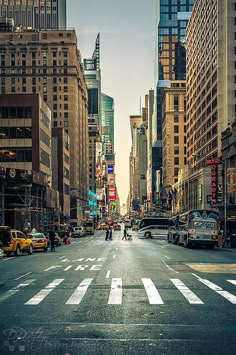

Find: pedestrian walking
109;226;113;240
49;229;56;252
122;228;127;240
105;229;109;241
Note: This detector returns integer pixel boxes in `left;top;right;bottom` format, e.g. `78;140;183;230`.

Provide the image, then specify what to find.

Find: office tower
84;33;102;193
153;0;194;202
184;0;235;211
0;29;88;223
0;93;59;229
0;0;67;29
101;93;114;157
162;81;187;188
187;0;235;167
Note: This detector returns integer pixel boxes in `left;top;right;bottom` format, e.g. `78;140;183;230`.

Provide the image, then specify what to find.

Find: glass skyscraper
152;0;195;201
101;93;114;158
0;0;67;30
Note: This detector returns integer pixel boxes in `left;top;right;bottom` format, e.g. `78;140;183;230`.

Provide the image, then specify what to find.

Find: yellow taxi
0;226;33;256
28;233;48;252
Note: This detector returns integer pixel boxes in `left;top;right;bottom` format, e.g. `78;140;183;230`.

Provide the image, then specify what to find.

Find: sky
68;0;156;205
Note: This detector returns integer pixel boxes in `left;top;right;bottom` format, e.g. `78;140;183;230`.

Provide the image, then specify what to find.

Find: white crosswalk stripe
170;279;204;304
227;280;236;286
142;278;164;304
25;279;64;305
108;278;122;304
0;279;35;303
197;278;236;304
66;278;93;305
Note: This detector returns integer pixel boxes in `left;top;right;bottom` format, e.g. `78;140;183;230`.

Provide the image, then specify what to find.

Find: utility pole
223;159;227;239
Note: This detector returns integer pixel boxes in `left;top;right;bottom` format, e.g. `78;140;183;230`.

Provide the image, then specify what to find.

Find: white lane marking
25;279;64;305
3;257;16;261
106;270;110;279
142;278;164;305
108;278;122;305
44;265;62;271
162;260;179;274
66;278;93;305
164;255;170;260
113;255;116;259
0;279;35;303
59;256;66;259
170;279;204;304
228;280;236;286
14;272;32;281
195;277;236;304
64;265;72;271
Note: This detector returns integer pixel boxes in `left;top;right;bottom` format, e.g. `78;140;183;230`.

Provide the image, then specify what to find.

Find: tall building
161;81;187;188
129;115;143;211
183;0;236;210
0;93;60;230
101;93;114;157
152;0;194;204
0;29;89;223
84;33;102;193
0;0;67;29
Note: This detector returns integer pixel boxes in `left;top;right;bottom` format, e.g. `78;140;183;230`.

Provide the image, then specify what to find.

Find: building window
174;136;179;144
174;125;179;133
174;157;179;165
174;147;179;154
174;168;179;176
174;115;178;122
64;104;68;110
174;95;179;111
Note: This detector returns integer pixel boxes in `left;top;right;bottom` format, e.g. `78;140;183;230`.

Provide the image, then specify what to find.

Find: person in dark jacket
49;229;56;252
109;226;113;240
105;229;109;241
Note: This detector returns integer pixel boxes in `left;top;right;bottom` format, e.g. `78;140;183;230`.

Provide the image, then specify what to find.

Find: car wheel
145;232;151;238
44;247;48;252
14;245;21;256
5;252;11;257
28;244;33;255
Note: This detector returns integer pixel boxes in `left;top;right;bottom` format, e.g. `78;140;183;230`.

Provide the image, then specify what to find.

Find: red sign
211;164;218;203
206;158;221;165
108;186;116;201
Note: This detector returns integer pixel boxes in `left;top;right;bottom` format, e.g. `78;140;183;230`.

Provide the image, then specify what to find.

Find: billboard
106;143;113;154
107;174;115;186
107;165;114;174
108;186;116;201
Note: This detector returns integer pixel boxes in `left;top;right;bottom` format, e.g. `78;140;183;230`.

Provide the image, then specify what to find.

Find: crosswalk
0;277;235;307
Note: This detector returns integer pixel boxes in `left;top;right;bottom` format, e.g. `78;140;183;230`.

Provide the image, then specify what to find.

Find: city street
0;229;236;355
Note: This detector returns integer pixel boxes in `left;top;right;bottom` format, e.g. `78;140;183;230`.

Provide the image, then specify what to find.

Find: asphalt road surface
0;228;236;355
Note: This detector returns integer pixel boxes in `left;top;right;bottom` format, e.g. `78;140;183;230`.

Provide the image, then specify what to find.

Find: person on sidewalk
122;227;127;240
49;229;56;252
105;229;109;241
109;226;113;240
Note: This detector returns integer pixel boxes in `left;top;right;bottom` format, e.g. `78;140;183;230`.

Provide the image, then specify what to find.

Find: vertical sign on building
206;158;221;204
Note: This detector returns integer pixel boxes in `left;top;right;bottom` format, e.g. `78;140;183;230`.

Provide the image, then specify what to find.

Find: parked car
28;233;48;252
0;226;33;256
71;226;85;238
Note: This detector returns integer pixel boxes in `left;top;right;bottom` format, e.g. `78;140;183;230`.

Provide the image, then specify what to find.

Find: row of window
0;127;32;139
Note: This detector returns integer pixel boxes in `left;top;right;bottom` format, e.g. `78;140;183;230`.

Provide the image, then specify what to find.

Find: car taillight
10;239;14;244
189;229;196;234
41;239;46;243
